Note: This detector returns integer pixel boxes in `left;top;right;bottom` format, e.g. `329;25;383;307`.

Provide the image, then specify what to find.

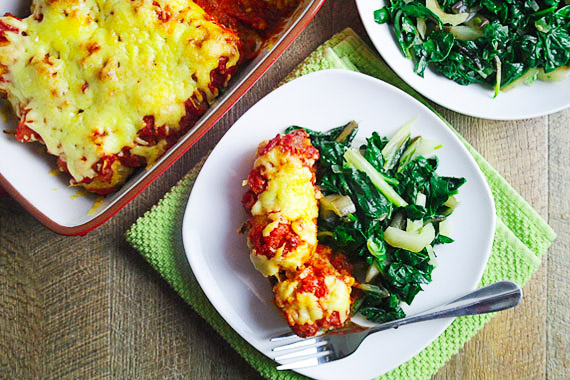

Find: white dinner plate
182;70;496;379
355;0;570;120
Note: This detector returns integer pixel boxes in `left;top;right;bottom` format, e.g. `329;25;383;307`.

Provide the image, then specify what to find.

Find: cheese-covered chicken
273;245;355;337
0;0;240;194
242;129;320;277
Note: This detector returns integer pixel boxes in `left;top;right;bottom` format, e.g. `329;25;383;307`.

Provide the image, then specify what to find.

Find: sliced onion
417;17;427;39
451;1;468;13
439;218;453;237
538;67;570;82
426;0;470;26
390;211;406;229
416;192;427;207
466;14;489;28
406;218;423;233
501;68;539;92
365;263;381;283
441;195;459;216
356;283;390;298
415;138;442;156
320;194;356;218
493;55;502;98
446;25;484;40
335;120;358;143
384;223;435;253
426;245;438;266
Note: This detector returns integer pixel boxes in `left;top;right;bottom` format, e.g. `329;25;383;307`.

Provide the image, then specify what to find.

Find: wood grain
0;1;568;379
0;201;43;380
431;111;550;380
546;110;570;380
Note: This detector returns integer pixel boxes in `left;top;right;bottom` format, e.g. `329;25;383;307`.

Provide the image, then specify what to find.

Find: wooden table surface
1;1;568;379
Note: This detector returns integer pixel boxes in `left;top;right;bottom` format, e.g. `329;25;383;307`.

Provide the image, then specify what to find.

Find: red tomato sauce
248;220;300;259
118;147;147;168
14;108;42;143
179;89;210;134
292;323;320;338
209;56;237;95
0;14;20;44
292;311;343;338
298;267;327;298
260;130;320;167
92;155;116;183
194;0;297;61
247;167;267;194
241;190;257;212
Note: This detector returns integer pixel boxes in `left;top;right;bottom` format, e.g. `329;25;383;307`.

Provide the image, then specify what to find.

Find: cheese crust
273;245;355;338
242;130;355;337
242;129;321;277
0;0;240;193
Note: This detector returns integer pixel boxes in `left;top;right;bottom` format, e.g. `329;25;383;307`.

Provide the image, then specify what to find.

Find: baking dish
0;0;325;235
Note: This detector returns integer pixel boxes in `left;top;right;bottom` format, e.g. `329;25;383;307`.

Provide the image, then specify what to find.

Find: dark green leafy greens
374;0;570;96
286;121;465;323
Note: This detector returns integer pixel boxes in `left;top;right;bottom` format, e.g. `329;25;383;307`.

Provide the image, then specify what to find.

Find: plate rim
182;69;496;378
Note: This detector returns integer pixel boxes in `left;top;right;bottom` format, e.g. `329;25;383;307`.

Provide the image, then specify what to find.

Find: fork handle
364;281;522;335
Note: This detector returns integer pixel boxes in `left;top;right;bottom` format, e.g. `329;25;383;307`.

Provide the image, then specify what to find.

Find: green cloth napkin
126;28;556;380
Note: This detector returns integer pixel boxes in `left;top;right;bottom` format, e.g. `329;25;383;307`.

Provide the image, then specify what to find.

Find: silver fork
270;280;522;370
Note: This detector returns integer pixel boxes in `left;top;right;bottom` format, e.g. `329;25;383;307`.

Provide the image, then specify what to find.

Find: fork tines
271;335;335;370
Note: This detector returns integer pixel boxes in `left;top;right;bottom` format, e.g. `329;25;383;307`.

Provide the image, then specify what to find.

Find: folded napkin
126;28;556;380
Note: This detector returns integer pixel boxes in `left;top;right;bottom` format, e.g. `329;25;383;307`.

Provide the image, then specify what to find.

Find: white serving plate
355;0;570;120
0;0;325;235
182;70;496;379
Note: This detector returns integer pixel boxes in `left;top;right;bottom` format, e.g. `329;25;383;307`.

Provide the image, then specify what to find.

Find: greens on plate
287;119;465;323
373;0;570;96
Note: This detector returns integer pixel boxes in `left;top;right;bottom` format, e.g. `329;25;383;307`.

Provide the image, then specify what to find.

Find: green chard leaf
374;0;570;94
290;121;465;325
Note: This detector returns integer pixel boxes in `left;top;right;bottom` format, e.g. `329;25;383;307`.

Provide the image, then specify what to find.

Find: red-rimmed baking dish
0;0;325;235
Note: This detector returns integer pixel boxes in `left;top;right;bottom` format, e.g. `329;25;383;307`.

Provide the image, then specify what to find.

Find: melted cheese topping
249;237;314;277
274;271;353;327
247;142;319;277
282;289;323;325
0;0;239;181
323;276;352;313
251;147;318;227
244;132;354;335
249;212;316;276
